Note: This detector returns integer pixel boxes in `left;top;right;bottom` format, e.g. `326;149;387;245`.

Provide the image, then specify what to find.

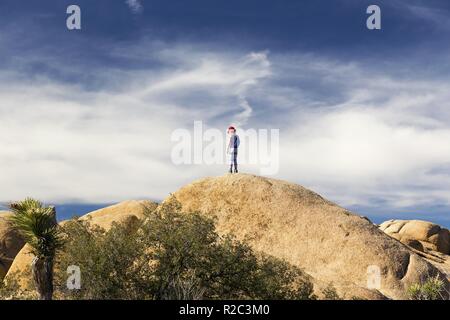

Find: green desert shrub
53;201;315;300
54;216;144;299
407;275;447;300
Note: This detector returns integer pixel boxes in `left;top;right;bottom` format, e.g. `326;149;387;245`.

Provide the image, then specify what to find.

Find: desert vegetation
407;276;448;300
2;199;315;300
1;188;449;300
6;199;62;300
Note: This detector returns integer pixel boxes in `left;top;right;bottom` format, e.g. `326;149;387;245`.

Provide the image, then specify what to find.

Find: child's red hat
228;126;236;131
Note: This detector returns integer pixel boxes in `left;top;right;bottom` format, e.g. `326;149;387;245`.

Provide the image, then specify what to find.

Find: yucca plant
408;275;447;300
8;198;63;300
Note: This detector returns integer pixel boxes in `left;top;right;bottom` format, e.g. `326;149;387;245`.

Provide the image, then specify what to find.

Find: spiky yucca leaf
8;198;63;259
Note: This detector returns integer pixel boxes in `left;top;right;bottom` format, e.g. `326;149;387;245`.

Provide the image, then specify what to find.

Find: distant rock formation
379;220;449;255
380;219;450;282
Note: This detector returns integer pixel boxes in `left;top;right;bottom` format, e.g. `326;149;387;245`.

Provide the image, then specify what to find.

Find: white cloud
270;55;450;211
1;42;450;220
0;45;271;203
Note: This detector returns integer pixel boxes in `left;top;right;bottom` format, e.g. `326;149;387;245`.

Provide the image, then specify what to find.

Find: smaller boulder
79;200;157;230
379;220;450;255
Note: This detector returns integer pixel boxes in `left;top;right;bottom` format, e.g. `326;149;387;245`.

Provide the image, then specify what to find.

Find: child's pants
229;151;238;168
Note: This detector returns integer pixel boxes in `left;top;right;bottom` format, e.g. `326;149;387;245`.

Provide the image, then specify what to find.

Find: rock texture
79;200;157;230
0;211;25;280
5;200;157;289
5;175;450;300
170;174;449;299
379;220;450;255
379;219;450;282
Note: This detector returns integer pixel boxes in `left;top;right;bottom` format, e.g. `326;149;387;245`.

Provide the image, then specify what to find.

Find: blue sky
0;1;449;227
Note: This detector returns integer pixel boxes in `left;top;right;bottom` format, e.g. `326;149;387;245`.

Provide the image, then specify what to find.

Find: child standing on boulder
227;126;240;173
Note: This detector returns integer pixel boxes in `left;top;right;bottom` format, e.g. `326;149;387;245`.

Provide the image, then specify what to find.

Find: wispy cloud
390;0;450;31
272;54;450;212
1;38;450;225
126;0;143;13
0;43;272;203
233;52;271;126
